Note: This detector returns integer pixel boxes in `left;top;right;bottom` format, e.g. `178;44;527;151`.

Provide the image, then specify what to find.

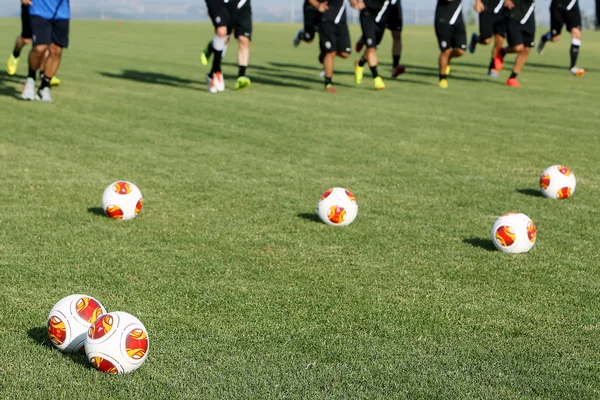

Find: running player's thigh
565;6;582;32
360;11;379;48
318;21;338;53
233;5;252;40
435;21;453;51
506;18;524;47
550;5;565;36
207;1;230;29
522;19;536;48
30;16;52;46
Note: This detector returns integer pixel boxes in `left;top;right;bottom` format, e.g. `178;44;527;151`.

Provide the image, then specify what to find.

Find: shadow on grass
27;326;91;369
88;207;106;217
297;213;321;223
98;70;198;88
0;75;22;99
516;188;544;198
462;237;496;252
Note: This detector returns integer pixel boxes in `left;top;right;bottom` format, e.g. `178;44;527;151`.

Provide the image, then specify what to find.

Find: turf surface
1;19;600;398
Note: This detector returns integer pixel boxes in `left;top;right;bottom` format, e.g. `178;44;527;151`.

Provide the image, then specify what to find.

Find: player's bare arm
474;0;485;13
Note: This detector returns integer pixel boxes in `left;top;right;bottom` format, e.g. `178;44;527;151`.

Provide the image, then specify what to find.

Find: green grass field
1;18;600;398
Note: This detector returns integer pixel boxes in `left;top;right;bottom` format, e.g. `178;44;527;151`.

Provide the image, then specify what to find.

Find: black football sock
358;57;366;67
370;65;379;78
393;55;400;68
499;48;507;57
205;40;214;56
211;50;223;74
39;75;51;90
570;40;581;68
238;65;247;78
439;74;447;80
477;35;487;44
509;71;518;79
28;68;37;80
324;76;332;87
488;58;495;71
13;46;21;58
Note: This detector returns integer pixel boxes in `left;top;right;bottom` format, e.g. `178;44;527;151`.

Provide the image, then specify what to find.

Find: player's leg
318;20;337;92
538;5;563;54
566;6;583;75
205;2;230;93
470;11;493;54
388;2;405;77
435;21;453;88
487;19;506;77
294;3;318;47
7;5;33;75
234;4;252;90
36;19;69;101
500;18;527;86
445;20;467;76
22;16;51;100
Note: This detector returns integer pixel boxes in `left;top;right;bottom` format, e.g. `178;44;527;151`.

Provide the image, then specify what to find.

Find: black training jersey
507;0;534;21
436;0;463;24
314;0;347;22
551;0;578;9
483;0;504;14
363;0;388;10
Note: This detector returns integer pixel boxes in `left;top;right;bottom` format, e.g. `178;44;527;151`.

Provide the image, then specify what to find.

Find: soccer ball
316;187;358;226
85;312;149;374
539;165;576;200
491;212;537;254
47;294;107;352
102;181;143;220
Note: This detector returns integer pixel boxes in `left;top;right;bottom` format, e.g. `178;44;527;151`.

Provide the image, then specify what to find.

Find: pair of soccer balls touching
47;294;149;374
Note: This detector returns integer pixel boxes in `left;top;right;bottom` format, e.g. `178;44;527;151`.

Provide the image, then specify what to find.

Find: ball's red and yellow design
134;199;143;214
320;189;333;201
328;206;346;224
105;205;124;219
126;329;149;360
558;166;572;176
91;356;119;374
113;182;132;195
495;225;516;247
48;316;67;346
345;190;357;204
527;221;536;243
76;298;104;323
89;314;114;340
539;174;551;190
557;187;572;200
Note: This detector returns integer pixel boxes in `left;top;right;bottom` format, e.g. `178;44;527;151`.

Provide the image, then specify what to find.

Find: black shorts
318;21;352;54
360;7;389;48
303;3;320;41
506;15;536;47
435;18;467;51
31;16;69;48
479;10;506;39
550;3;581;36
206;0;253;40
21;5;32;39
387;1;403;32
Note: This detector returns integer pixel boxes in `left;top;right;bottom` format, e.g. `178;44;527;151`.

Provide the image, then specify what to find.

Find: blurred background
0;0;598;28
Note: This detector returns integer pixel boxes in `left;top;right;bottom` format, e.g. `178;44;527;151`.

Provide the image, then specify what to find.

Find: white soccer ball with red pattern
539;165;576;200
316;187;358;227
102;181;143;220
85;311;149;374
491;212;537;254
47;294;107;353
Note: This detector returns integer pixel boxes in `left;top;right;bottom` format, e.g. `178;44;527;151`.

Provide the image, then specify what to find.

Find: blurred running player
434;0;466;88
536;0;585;76
293;1;320;47
21;0;69;102
493;0;536;87
6;2;60;86
309;0;351;92
351;0;391;90
468;0;506;77
355;0;405;78
202;0;252;93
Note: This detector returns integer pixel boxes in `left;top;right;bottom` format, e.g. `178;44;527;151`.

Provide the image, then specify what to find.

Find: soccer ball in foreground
102;181;143;220
317;187;358;226
491;212;537;254
539;165;576;200
85;312;149;374
47;294;107;352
